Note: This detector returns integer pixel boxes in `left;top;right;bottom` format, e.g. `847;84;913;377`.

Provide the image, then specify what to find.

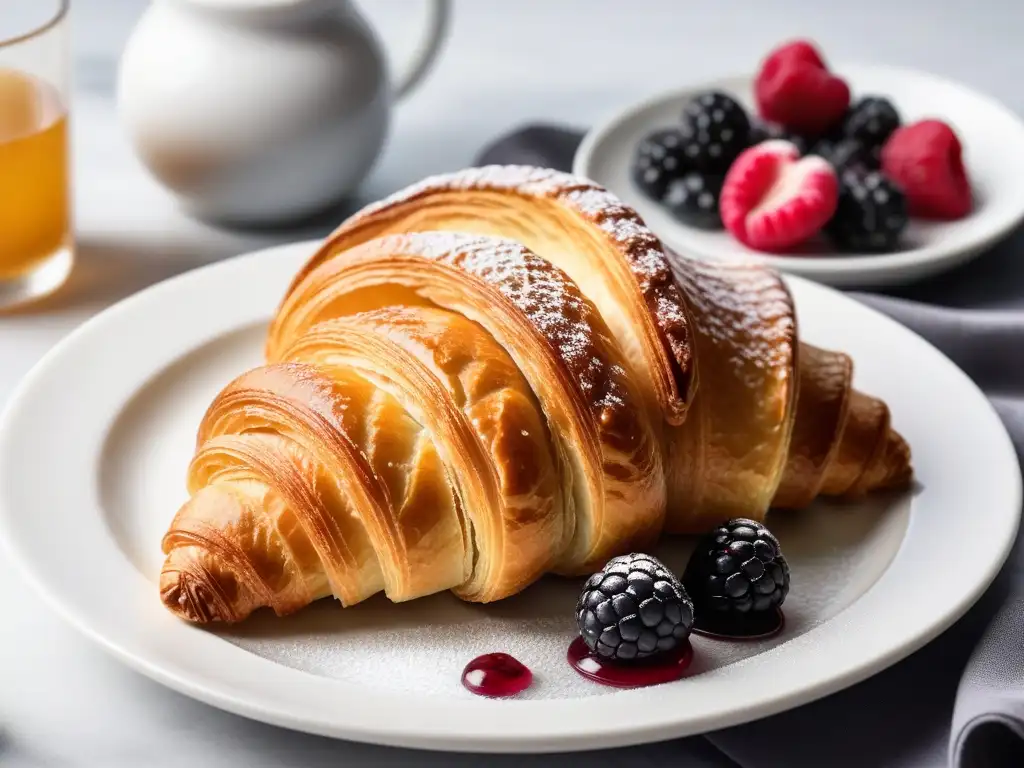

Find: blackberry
678;91;751;172
748;120;811;155
631;128;688;200
841;96;901;148
576;553;694;662
663;171;724;229
811;137;879;172
683;519;789;619
825;169;908;253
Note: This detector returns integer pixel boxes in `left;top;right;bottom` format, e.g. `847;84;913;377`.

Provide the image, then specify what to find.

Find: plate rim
0;240;1020;753
572;62;1024;288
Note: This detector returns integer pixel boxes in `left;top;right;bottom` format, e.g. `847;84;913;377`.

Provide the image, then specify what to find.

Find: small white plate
0;241;1019;753
574;64;1024;289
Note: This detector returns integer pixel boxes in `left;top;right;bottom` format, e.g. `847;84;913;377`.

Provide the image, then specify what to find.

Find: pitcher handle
392;0;451;101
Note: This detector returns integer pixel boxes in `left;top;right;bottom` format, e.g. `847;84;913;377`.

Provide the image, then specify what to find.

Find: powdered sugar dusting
377;231;637;419
342;165;693;408
666;250;796;391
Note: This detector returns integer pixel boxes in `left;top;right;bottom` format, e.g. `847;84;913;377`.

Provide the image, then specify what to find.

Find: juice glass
0;1;71;310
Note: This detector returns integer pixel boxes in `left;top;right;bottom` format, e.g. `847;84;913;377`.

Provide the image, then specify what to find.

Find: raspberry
755;40;850;136
719;140;839;252
881;119;972;220
762;39;827;72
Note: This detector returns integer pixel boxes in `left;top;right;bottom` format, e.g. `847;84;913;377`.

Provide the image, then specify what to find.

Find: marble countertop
3;1;1023;765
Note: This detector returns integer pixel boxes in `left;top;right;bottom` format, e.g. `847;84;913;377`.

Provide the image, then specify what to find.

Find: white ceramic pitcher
117;0;451;224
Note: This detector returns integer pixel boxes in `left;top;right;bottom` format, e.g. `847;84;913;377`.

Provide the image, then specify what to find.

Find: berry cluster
575;520;790;663
631;91;749;230
632;39;973;254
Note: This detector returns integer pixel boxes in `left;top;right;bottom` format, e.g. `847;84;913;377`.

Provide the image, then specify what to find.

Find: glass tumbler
0;1;71;310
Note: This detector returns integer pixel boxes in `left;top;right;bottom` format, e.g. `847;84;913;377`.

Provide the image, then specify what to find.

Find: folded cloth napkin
477;125;1024;768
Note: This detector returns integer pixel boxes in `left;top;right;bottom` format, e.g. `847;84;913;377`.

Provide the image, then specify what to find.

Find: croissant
160;165;911;624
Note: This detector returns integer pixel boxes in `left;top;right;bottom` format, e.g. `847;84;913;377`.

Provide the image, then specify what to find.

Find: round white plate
0;241;1019;753
574;64;1024;289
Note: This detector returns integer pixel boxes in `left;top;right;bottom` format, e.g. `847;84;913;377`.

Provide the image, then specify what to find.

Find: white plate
574;64;1024;289
0;241;1019;753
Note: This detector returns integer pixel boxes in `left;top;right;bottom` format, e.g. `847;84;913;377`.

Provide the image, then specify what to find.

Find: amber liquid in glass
0;67;69;280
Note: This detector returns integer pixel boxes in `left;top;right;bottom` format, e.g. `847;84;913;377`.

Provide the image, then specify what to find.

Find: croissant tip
160;565;231;625
881;428;914;490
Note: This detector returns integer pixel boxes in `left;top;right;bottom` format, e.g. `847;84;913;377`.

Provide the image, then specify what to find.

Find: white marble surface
2;1;1024;765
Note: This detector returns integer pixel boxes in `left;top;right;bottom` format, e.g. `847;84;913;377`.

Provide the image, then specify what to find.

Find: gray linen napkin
476;126;1024;768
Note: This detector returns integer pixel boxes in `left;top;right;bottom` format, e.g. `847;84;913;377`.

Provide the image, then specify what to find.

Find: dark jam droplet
692;607;785;641
567;637;694;688
461;653;533;697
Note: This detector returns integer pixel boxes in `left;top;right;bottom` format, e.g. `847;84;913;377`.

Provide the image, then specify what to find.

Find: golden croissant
160;166;912;624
